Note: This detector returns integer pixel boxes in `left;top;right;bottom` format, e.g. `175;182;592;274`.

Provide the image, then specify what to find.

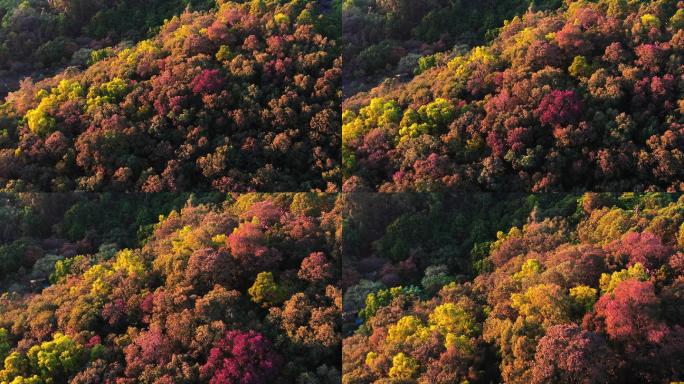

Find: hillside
0;0;216;95
0;192;341;383
342;0;562;95
342;192;684;383
0;0;342;192
343;0;684;192
0;193;193;292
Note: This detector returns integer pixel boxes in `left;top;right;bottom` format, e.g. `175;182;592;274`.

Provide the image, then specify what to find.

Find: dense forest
4;0;684;382
0;193;194;290
343;0;684;192
0;0;342;192
343;0;562;90
342;192;684;383
9;191;684;383
0;0;218;96
0;0;216;71
0;192;341;383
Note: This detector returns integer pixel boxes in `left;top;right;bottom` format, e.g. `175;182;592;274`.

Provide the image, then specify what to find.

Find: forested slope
0;0;342;192
342;192;684;383
0;0;215;71
0;192;341;383
0;0;218;96
0;193;193;292
343;0;684;192
343;0;562;80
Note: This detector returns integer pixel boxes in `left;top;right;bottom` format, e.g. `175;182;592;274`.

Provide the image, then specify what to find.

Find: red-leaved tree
199;330;283;384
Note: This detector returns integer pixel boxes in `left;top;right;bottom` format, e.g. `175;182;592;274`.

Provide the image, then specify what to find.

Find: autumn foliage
343;192;684;383
0;0;215;72
343;0;684;192
0;193;341;383
0;0;341;192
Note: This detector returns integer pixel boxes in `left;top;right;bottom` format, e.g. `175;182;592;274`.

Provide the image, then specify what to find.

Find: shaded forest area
0;0;216;71
343;0;562;82
0;0;217;96
0;193;193;291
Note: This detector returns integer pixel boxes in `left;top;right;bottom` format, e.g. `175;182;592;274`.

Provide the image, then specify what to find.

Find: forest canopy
0;0;342;192
342;192;684;383
0;0;216;71
343;0;684;192
343;0;562;80
0;192;341;383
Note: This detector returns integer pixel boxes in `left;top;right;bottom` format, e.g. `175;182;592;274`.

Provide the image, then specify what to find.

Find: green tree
0;352;30;382
421;265;455;295
0;329;10;365
248;272;286;308
388;352;418;380
599;263;649;294
511;284;571;328
428;303;476;337
26;333;85;381
569;285;598;313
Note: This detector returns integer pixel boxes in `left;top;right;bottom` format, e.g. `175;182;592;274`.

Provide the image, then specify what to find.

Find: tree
123;326;173;377
298;252;334;283
248;271;286;307
536;90;583;127
199;330;283;384
25;80;84;137
0;329;10;364
27;333;86;381
511;284;571;328
190;69;226;95
273;290;341;349
568;56;591;79
569;285;597;314
598;263;648;294
428;303;476;339
186;247;236;292
512;258;542;281
226;222;280;275
343;98;401;144
112;249;145;276
227;223;269;260
594;280;664;343
531;324;612;384
386;315;429;346
388;352;418;380
421;265;455;295
591;279;684;381
608;231;671;270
